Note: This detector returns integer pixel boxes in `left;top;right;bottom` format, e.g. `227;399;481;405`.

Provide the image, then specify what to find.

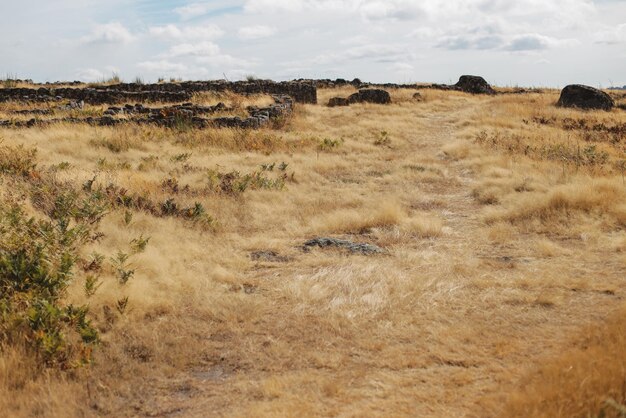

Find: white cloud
1;0;625;87
81;22;134;44
243;0;424;21
174;1;242;20
243;0;593;24
155;40;253;69
359;1;423;21
174;3;214;19
594;23;626;44
137;60;188;73
504;34;550;51
390;62;414;72
149;24;224;41
238;25;276;40
164;41;221;58
75;66;120;82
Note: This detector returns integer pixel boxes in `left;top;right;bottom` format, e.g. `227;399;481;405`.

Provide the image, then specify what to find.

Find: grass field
1;86;625;417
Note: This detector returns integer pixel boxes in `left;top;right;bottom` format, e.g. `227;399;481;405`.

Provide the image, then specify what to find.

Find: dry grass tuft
311;201;406;234
484;179;626;229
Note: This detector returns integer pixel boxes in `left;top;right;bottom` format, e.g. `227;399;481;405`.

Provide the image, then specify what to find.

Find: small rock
303;237;384;255
250;251;289;262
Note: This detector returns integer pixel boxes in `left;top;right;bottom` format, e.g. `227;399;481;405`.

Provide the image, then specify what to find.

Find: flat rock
303;237;384;255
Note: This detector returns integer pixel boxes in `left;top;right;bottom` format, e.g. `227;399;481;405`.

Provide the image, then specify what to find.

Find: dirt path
142;98;625;417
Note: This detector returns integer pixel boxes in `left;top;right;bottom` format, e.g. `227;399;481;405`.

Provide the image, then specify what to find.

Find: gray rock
303;237;384;255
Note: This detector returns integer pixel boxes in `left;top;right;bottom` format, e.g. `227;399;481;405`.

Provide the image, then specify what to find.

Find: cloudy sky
1;0;625;87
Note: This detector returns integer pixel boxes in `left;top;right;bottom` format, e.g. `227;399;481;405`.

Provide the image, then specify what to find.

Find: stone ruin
0;80;317;105
0;79;311;130
0;95;294;130
328;89;392;107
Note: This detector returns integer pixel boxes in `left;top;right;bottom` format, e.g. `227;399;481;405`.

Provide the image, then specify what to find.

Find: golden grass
488;306;626;418
1;87;626;417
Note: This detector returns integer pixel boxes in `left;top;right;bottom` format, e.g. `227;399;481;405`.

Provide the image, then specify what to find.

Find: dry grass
487;306;626;418
1;87;626;417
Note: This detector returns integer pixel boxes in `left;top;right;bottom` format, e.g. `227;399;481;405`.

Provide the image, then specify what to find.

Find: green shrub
207;165;288;195
0;205;100;367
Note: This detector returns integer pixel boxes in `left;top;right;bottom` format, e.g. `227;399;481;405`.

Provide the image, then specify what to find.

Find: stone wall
0;95;294;130
0;80;317;105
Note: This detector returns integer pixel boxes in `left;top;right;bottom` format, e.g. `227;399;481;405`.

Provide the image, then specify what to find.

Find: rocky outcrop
453;75;496;95
557;84;614;111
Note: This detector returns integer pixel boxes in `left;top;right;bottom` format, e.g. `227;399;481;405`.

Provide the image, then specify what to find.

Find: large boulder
454;75;496;95
557;84;614;111
348;89;391;105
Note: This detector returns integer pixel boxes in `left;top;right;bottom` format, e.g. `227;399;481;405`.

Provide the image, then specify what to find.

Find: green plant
0;204;101;366
116;297;129;315
111;251;134;285
374;130;391;147
317;137;343;153
123;209;133;226
171;152;192;163
52;161;72;171
84;275;102;298
161;198;179;216
261;162;276;171
130;235;150;254
208;167;288;195
83;252;104;272
173;114;194;133
138;155;160;171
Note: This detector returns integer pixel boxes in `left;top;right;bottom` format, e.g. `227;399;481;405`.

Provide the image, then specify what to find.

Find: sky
0;0;625;87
